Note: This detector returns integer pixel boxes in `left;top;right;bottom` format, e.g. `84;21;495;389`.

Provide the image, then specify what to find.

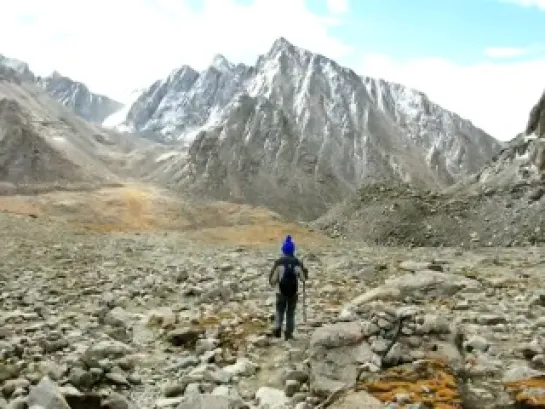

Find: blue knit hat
281;235;295;256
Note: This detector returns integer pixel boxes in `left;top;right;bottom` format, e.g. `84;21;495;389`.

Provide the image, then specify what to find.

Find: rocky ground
313;181;545;247
2;186;545;409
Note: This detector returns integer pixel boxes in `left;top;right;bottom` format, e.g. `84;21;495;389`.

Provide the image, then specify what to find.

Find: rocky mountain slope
526;89;545;137
314;89;545;247
106;38;501;220
0;54;122;124
37;71;123;123
0;63;163;193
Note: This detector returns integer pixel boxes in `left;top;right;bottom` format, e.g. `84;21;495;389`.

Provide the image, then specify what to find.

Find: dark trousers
275;292;298;335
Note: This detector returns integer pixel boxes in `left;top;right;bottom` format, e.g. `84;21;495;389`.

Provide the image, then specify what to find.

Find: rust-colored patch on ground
193;312;269;352
0;184;330;247
187;222;329;247
357;359;463;408
505;376;545;407
0;197;42;217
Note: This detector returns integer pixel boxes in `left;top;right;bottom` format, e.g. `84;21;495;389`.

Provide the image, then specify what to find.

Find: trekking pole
300;255;307;323
302;278;307;323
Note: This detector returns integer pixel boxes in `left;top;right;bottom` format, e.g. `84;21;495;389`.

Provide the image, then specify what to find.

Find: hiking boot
273;328;281;338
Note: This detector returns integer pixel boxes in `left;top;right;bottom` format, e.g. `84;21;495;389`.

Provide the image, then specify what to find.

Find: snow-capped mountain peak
103;37;501;219
37;72;122;124
0;54;35;81
211;54;233;73
0;56;122;124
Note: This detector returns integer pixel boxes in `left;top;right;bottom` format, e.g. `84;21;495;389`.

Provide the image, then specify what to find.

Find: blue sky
0;0;544;140
318;0;545;65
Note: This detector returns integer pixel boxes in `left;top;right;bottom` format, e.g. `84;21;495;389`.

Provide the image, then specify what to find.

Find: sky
0;0;544;141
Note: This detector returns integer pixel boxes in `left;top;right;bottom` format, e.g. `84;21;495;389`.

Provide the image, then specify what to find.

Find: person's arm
269;259;281;286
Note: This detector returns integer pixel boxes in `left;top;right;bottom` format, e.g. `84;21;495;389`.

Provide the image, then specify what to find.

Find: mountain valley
1;37;545;409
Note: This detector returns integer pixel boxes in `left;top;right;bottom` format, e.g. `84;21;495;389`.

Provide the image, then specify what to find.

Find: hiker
268;235;308;340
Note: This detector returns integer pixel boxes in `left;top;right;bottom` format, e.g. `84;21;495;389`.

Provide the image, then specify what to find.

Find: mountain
526;89;545;137
0;55;122;124
313;88;545;247
0;55;35;82
37;71;123;123
106;37;501;220
0;61;163;194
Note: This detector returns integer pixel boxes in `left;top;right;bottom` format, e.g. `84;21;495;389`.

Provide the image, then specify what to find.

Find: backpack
279;258;299;297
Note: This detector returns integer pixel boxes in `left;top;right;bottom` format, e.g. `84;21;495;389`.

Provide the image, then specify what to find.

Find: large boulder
346;271;481;307
308;322;379;397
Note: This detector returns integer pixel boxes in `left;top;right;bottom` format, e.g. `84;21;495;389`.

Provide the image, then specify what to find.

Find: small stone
6;396;26;409
255;387;289;409
477;314;507;325
68;367;94;389
464;335;489;353
27;377;71;409
1;379;30;397
0;365;18;383
167;327;204;347
127;373;142;385
195;338;220;355
103;372;129;386
102;392;132;409
164;384;186;398
154;397;185;408
285;379;300;397
183;383;201;397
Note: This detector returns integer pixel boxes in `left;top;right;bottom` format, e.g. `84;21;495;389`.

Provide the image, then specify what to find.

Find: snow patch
103;90;143;128
51;136;66;143
155;151;182;163
211;54;233;73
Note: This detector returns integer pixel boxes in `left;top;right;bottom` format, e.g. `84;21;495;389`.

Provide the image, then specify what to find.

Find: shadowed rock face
526;89;545;137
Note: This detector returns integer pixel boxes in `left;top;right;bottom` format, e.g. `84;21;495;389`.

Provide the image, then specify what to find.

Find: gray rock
0;364;18;383
176;394;243;409
6;397;26;409
255;387;289;409
104;372;130;386
1;379;30;397
27;377;71;409
167;327;204;348
309;322;378;397
464;335;490;353
68;367;94;389
83;340;133;365
328;390;382;408
503;365;545;383
102;392;134;409
284;379;300;397
164;383;186;398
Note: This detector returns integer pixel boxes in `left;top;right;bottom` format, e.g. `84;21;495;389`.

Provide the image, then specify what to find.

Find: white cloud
360;54;545;141
326;0;349;14
500;0;545;9
0;0;352;101
484;47;530;58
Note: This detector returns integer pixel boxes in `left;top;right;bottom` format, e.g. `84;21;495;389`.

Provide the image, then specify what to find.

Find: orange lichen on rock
357;359;463;408
193;313;269;352
504;376;545;407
